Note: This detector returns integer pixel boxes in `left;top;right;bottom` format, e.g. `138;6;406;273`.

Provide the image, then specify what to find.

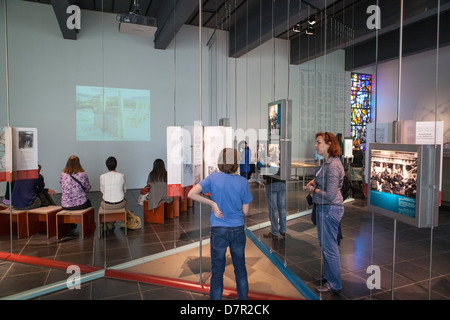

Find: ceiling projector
117;13;157;38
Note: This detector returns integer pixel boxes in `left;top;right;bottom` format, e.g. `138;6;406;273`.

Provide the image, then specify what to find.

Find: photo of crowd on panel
368;143;441;229
369;148;418;221
370;149;418;199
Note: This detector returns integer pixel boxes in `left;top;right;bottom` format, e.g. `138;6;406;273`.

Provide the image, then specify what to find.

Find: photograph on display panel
268;103;280;139
369;149;418;219
370;150;418;198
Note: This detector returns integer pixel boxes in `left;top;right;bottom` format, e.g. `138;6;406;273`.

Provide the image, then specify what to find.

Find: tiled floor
1;181;450;300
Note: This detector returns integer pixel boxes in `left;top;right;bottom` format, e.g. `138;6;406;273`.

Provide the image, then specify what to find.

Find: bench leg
17;214;28;239
46;212;57;238
82;209;95;238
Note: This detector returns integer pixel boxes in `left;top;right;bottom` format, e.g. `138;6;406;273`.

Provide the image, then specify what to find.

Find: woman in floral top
60;155;91;210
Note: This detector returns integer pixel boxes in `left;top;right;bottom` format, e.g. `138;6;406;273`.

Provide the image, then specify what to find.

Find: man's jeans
210;225;248;300
265;182;287;236
316;204;344;290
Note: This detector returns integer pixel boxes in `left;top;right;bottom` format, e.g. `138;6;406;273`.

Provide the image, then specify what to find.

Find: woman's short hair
217;148;239;174
106;156;117;171
315;132;342;157
64;155;85;174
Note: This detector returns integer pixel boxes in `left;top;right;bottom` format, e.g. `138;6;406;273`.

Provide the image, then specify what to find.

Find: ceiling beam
227;0;341;58
347;8;450;70
290;0;450;67
153;0;199;50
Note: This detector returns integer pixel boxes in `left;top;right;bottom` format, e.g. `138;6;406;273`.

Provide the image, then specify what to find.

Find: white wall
355;45;450;144
0;1;213;192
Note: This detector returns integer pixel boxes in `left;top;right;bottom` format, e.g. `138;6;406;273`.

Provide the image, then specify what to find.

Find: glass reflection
0;0;447;301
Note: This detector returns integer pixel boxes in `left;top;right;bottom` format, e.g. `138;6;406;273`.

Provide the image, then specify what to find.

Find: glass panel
0;0;446;302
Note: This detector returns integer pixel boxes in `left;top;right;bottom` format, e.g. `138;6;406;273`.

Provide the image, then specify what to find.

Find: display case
368;143;441;228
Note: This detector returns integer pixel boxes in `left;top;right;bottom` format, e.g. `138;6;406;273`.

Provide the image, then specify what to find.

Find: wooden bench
27;206;63;238
143;201;165;224
56;207;95;239
0;208;28;239
98;207;127;238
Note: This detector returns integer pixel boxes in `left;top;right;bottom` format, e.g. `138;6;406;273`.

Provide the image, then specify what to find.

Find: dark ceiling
23;0;450;69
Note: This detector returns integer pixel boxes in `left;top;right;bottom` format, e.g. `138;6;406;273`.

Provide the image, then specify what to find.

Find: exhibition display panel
368;143;441;228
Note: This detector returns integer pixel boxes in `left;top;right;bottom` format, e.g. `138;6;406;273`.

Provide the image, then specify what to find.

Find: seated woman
60;155;92;210
100;156;127;230
146;159;172;210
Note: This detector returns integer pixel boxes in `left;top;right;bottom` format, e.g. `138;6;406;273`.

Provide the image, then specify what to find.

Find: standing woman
304;132;344;293
60;155;92;210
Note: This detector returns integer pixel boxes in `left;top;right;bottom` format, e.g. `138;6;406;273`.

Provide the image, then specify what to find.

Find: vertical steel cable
392;0;404;300
370;0;380;301
198;0;203;287
395;0;404;143
428;0;441;300
3;0;13;254
173;0;178;250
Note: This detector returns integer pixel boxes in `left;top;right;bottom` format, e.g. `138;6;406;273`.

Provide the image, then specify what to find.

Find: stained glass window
350;73;372;150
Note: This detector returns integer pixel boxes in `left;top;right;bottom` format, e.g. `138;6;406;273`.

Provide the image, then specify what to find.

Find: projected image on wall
76;86;151;141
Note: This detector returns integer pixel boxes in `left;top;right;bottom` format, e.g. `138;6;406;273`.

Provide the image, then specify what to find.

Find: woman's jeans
265;182;287;236
316;204;344;290
210;225;248;300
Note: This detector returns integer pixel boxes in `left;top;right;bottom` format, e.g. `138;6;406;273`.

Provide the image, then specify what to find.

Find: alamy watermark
366;5;381;30
366;265;381;290
66;5;81;30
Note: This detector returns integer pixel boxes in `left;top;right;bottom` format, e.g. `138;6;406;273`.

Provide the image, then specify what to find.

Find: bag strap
70;174;86;192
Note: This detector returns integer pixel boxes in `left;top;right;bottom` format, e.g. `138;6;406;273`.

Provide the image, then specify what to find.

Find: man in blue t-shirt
188;148;253;300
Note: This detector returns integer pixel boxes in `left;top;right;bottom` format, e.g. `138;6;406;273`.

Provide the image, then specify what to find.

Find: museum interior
0;0;450;302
